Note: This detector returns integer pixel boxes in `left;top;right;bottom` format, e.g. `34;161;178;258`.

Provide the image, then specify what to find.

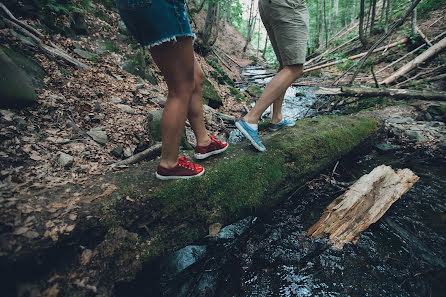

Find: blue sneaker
235;120;266;152
269;119;295;132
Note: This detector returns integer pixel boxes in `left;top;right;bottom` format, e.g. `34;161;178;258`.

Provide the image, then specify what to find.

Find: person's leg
187;58;211;147
150;37;195;168
243;64;303;125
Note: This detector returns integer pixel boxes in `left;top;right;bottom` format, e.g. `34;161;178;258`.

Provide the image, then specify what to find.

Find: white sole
235;121;266;152
269;123;296;132
194;144;229;160
155;168;205;180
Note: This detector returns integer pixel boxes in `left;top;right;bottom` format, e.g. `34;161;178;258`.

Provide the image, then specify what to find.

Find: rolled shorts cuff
143;33;196;50
282;56;306;66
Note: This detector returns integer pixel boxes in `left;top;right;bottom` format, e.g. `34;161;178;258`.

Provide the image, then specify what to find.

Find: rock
74;48;97;61
388;117;414;124
58;152;74;167
438;142;446;150
151;95;167;106
118;20;129;35
216;217;256;240
0;48;37;107
405;130;427;143
161;245;207;276
117;104;135;114
123;146;136;158
203;104;217;125
111;146;123;158
424;112;433;121
375;143;401;152
13;116;27;129
93;101;101;112
439;136;446;142
427;121;444;128
147;109;163;144
246;85;263;98
87;128;108;145
111;97;122;104
202;79;222;109
138;89;151;96
71;11;88;35
426;103;446;116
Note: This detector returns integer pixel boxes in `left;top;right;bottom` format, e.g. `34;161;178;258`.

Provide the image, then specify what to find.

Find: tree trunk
243;0;257;53
315;86;446;101
370;0;377;35
411;0;417;35
323;0;329;47
202;2;219;46
385;0;391;33
307;165;419;250
359;0;367;46
381;36;446;85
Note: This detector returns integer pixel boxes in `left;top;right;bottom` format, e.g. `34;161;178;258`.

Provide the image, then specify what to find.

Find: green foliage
342;97;405;114
102;38;118;52
418;0;446;18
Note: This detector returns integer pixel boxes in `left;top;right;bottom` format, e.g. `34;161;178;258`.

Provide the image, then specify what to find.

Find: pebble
117;104;135;114
87;128;108;145
111;97;122;104
58;152;74;167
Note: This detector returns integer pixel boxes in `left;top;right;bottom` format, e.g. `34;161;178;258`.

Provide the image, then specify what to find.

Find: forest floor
0;3;259;200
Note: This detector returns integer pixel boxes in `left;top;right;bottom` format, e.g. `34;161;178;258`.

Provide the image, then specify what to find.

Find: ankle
271;117;283;125
243;116;259;125
196;136;211;147
159;159;178;169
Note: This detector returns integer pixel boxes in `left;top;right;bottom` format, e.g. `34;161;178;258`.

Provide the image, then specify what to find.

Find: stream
116;68;446;297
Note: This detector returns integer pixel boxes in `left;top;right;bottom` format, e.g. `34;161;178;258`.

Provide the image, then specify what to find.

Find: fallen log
416;26;433;47
381;35;446;85
314;86;446;101
307;165;419;250
304;38;408;73
398;72;446;88
110;143;162;168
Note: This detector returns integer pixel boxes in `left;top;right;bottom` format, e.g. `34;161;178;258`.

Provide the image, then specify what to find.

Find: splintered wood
307;165;419;250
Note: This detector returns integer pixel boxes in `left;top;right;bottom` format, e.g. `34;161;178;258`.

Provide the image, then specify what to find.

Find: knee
194;68;205;93
169;77;195;99
286;64;304;78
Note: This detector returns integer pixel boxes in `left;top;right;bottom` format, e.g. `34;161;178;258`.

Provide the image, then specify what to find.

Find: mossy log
1;115;380;296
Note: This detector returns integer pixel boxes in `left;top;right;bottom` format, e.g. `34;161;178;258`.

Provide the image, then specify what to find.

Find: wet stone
216;216;256;240
161;245;207;276
388;117;414;124
405;130;427;143
375;143;401;152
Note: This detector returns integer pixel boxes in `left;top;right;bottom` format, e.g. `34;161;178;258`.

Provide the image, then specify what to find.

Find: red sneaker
155;157;205;180
194;136;228;160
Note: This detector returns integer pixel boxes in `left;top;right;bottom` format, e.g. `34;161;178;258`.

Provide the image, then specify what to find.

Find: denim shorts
116;0;195;49
259;0;309;65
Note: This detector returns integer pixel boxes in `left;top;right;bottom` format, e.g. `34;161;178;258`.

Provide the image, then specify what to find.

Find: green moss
110;115;379;261
229;87;246;102
202;78;222;108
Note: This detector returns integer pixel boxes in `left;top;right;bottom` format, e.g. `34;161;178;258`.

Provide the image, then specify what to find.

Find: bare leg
150;38;195;168
187;58;211;147
244;64;303;124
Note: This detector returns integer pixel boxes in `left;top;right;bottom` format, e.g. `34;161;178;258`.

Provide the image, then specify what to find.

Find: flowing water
116;68;446;297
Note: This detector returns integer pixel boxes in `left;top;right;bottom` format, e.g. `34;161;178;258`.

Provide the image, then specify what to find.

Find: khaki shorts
259;0;309;66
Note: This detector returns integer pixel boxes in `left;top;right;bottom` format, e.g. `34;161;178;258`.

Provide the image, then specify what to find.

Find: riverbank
1;114;379;297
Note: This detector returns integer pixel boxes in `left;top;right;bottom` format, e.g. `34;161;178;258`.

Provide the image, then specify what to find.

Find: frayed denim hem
143;33;196;50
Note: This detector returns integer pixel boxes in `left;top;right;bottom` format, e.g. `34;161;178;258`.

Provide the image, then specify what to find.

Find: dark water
116;69;446;297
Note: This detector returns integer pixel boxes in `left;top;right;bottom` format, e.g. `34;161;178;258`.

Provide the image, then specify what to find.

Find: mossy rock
202;79;222;109
230;87;246;102
0;48;37;107
0;46;46;88
427;103;446;116
122;50;158;85
246;85;263;98
147;109;192;149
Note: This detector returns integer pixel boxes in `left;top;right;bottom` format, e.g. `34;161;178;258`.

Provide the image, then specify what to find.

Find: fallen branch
212;49;232;72
347;0;423;85
315;86;446;101
221;51;243;68
381;35;446;85
304;38;407;73
307;165;419;250
376;30;446;75
0;2;44;39
110;143;162;168
1;13;90;70
398;73;446;88
416;26;433;47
